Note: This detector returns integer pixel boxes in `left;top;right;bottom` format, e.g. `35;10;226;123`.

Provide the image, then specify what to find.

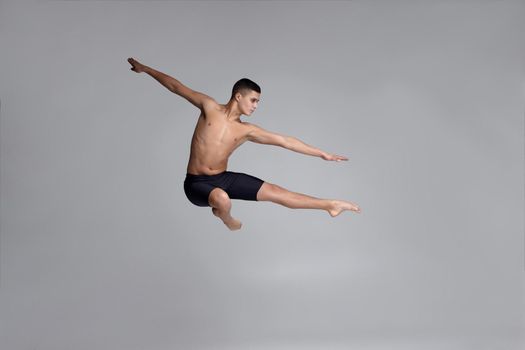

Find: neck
224;99;242;121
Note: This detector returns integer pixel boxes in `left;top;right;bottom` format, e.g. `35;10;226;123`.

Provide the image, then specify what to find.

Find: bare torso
186;103;250;175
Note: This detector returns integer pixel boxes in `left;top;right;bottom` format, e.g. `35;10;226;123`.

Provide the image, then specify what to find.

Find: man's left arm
246;124;348;162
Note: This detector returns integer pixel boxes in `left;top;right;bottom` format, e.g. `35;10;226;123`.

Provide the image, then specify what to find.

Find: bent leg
256;182;360;216
208;187;242;230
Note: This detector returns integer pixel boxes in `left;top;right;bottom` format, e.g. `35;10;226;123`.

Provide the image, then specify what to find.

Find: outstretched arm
127;57;214;110
246;124;348;161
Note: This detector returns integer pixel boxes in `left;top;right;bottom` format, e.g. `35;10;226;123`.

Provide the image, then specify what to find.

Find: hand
127;57;146;73
321;152;348;162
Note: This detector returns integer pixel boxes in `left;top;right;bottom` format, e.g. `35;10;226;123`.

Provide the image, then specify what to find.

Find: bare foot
212;208;243;231
328;200;361;217
224;218;242;231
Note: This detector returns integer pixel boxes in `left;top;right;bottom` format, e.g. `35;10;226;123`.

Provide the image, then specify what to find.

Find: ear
235;92;242;102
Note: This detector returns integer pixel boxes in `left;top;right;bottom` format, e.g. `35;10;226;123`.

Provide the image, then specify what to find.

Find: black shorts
184;171;265;207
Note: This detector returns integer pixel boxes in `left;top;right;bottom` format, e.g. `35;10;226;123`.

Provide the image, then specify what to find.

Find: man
127;58;361;230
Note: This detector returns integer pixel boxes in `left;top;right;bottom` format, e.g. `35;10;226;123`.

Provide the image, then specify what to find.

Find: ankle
325;200;336;211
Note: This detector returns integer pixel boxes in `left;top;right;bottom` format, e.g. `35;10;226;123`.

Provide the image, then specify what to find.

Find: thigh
183;179;215;207
224;172;265;201
254;182;283;201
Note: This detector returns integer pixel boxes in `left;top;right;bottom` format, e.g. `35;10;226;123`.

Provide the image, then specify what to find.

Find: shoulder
241;122;261;135
202;97;220;111
200;98;221;118
242;122;281;144
241;121;260;130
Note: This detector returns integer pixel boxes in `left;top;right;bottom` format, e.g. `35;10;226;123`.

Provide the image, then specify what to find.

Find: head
231;78;261;116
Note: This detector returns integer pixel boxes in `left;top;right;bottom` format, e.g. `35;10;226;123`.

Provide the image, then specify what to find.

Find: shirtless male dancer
128;57;361;230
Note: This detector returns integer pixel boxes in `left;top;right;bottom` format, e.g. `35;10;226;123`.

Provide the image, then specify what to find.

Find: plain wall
1;1;524;349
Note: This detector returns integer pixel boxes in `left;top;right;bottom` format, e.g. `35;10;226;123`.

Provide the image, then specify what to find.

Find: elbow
169;85;180;94
281;136;294;149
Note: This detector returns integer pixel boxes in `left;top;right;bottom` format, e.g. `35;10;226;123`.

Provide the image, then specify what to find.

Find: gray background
1;1;524;349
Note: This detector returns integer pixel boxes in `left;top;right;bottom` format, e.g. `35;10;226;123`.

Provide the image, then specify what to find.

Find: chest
196;116;247;147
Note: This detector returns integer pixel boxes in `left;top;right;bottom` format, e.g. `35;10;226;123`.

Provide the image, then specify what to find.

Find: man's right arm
127;57;214;110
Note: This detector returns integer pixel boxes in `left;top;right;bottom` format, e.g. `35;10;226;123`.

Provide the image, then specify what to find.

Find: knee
266;183;283;194
258;182;283;201
208;188;231;209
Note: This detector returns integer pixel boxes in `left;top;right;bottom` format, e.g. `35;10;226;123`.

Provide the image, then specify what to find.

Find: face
236;90;260;116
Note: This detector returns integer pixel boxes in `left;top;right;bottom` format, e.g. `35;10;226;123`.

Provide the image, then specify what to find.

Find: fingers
127;57;138;67
323;153;346;161
127;57;139;72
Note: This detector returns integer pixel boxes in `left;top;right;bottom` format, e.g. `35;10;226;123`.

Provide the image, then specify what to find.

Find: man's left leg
256;182;360;216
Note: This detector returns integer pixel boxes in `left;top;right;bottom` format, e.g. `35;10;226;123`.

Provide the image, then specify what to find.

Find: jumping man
127;58;361;230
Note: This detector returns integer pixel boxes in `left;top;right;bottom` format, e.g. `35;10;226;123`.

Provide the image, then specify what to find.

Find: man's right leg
208;188;242;231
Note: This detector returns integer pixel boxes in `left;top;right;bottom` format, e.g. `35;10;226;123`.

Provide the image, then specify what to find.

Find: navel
208;122;211;126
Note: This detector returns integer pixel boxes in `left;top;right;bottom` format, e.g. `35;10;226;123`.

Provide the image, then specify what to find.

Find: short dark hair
231;78;261;99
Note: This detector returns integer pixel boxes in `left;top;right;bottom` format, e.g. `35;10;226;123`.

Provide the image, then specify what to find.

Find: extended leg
208;188;242;230
256;182;360;216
